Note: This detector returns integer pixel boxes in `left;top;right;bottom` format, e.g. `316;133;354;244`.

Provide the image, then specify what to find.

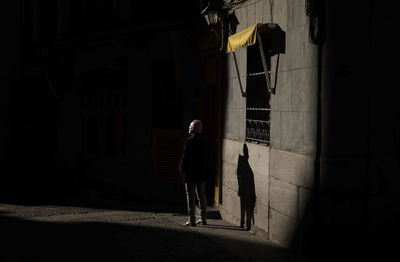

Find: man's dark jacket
180;133;207;183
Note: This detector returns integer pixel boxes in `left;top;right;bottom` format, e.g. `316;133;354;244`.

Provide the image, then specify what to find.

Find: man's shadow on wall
237;144;256;231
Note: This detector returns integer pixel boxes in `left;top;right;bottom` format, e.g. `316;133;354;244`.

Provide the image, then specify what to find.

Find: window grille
246;44;271;145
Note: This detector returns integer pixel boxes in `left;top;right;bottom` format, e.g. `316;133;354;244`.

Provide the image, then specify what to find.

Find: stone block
270;177;298;220
276;44;289;73
221;139;270;232
219;207;241;226
231;109;240;140
222;139;244;164
222;161;239;192
291;68;317;112
227;51;247;80
280;111;304;152
237;108;246;140
287;0;294;30
221;185;242;219
239;78;247;107
271;70;291;111
232;80;245;108
222;140;269;205
254;198;269;233
269;209;297;247
303;111;316;156
235;7;248;36
272;0;288;31
246;142;269;175
269;53;280;74
224;78;233;107
286;27;305;70
228;50;246;80
232;77;243;106
270;111;281;148
270;148;314;189
298;187;314;225
253;170;269;206
233;76;245;98
293;0;307;28
223;107;241;141
304;29;318;68
247;2;256;27
262;0;271;23
256;0;265;24
227;54;235;80
238;48;247;78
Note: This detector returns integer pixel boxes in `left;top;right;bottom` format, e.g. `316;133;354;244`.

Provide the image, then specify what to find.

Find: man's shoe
196;219;207;225
184;220;196;226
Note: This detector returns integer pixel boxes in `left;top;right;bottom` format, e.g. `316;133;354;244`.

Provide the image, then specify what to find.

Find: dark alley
1;1;400;261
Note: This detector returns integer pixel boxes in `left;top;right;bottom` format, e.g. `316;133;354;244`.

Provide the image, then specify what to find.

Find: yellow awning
226;24;258;53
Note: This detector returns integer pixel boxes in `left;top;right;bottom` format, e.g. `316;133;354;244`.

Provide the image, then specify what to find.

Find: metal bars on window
245;44;271;145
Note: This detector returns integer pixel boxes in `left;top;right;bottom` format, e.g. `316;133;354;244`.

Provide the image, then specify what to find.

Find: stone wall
219;0;318;248
220;139;270;234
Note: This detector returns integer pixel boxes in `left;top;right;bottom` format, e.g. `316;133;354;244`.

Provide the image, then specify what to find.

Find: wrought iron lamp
201;6;219;26
200;4;226;51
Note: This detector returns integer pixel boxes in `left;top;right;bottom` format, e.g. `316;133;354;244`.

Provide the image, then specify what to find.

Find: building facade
0;2;22;198
2;1;399;260
218;0;317;249
216;0;400;260
2;0;215;204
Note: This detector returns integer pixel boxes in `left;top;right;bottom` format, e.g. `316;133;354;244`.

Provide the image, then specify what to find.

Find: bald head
188;120;203;134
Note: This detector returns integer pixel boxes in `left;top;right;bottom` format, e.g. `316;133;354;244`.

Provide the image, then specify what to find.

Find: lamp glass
204;14;211;26
208;11;219;25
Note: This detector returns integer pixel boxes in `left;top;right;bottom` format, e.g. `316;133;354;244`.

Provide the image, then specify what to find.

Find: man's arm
180;138;192;173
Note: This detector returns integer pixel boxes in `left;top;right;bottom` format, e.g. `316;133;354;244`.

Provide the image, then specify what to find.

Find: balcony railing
245;119;270;145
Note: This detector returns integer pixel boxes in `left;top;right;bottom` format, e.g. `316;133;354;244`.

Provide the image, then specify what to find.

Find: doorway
199;52;222;206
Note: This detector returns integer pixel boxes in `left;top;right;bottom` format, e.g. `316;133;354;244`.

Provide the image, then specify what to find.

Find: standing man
180;119;207;226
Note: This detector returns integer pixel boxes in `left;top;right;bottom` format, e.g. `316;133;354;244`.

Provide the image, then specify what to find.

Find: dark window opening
81;93;127;157
151;60;181;130
246;44;271;145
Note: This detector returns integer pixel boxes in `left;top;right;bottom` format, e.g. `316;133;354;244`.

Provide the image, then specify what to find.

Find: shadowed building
213;0;400;261
1;0;222;206
1;1;399;261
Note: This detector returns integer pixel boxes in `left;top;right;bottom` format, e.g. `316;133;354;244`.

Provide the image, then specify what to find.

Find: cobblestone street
0;198;301;262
